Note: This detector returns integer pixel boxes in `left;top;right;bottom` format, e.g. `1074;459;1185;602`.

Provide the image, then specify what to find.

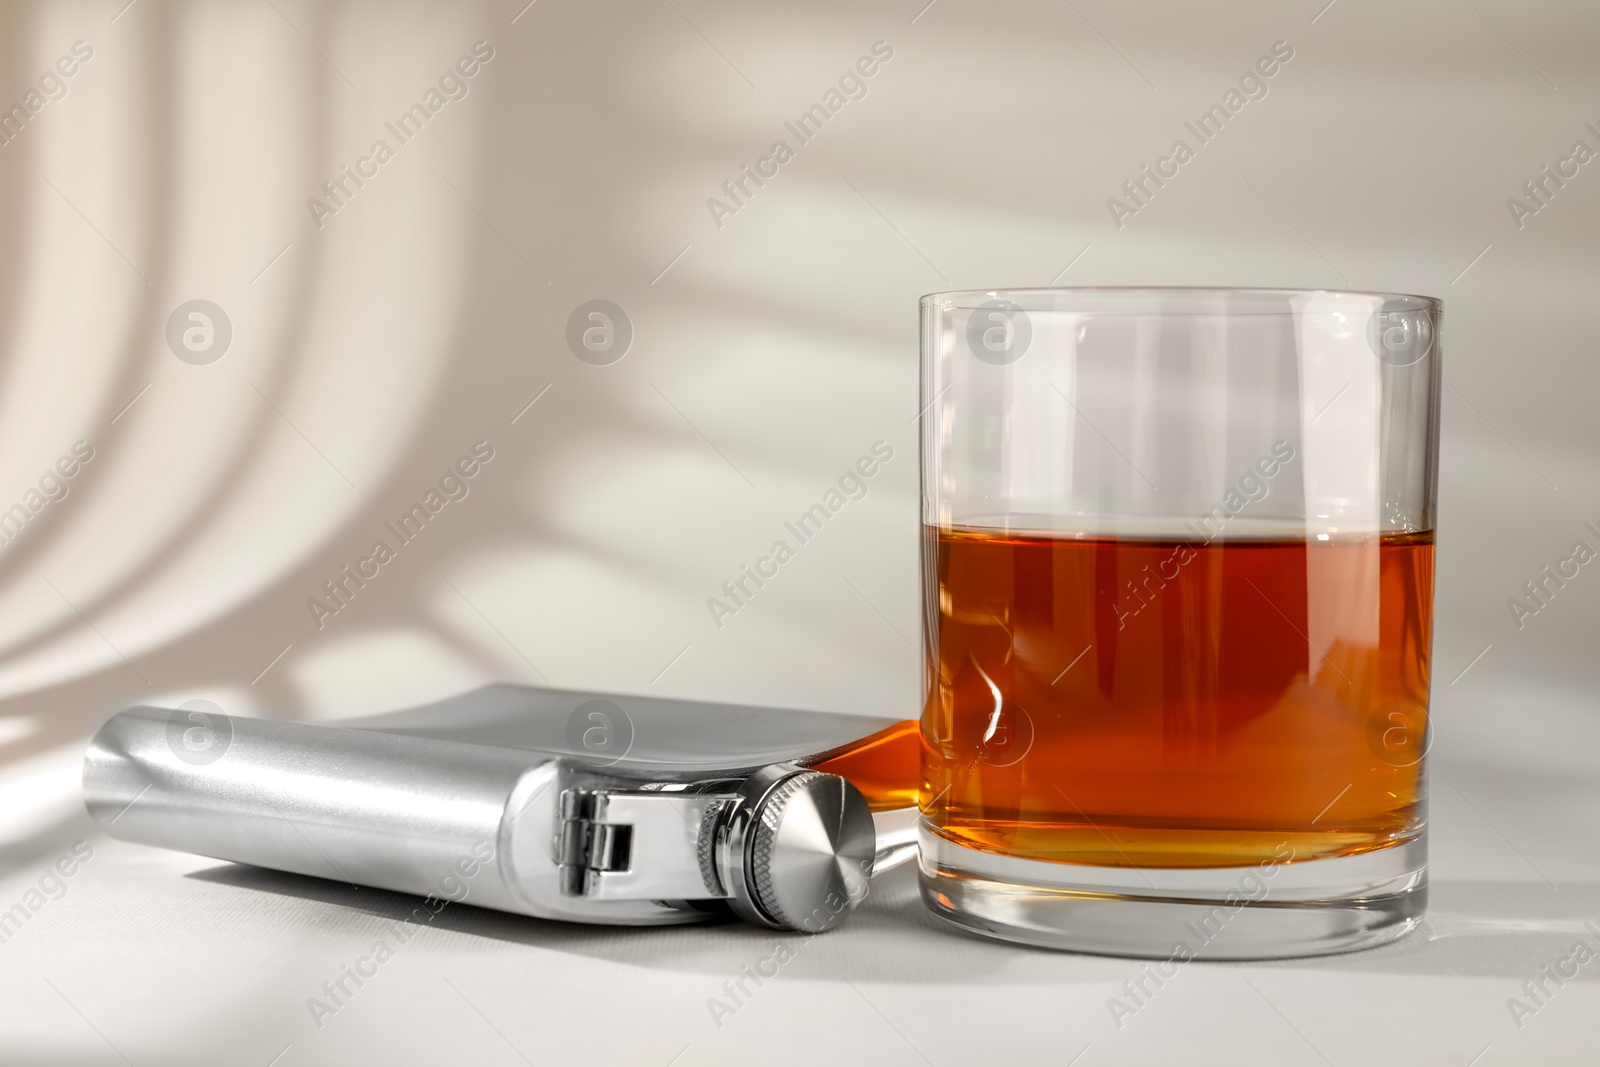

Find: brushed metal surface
82;707;707;924
83;702;897;930
84;706;544;914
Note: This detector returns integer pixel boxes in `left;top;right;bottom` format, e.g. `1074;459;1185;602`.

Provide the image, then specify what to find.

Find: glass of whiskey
917;288;1440;958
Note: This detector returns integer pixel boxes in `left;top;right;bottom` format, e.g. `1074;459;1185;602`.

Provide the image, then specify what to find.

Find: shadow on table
185;862;1600;985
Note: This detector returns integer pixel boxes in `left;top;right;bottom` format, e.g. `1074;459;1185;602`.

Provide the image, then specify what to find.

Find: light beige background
1;1;1597;1064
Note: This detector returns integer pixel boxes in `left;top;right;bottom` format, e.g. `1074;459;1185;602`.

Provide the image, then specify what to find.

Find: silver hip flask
83;685;919;933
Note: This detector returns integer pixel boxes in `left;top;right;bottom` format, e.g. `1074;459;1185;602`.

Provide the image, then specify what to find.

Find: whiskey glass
917;288;1440;958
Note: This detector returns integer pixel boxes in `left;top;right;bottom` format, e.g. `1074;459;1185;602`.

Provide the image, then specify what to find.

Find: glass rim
920;285;1442;312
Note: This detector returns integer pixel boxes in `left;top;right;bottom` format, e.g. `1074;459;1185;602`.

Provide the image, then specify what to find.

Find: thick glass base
918;823;1426;959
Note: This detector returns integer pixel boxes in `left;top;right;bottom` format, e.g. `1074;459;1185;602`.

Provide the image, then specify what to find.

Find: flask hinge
556;787;735;901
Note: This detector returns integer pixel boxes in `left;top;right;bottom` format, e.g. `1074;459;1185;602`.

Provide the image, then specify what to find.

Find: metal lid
718;765;876;933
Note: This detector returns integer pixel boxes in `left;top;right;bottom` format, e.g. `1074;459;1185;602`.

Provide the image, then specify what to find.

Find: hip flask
83;685;919;933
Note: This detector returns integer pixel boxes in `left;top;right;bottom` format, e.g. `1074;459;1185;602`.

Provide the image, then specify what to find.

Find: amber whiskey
922;526;1433;868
